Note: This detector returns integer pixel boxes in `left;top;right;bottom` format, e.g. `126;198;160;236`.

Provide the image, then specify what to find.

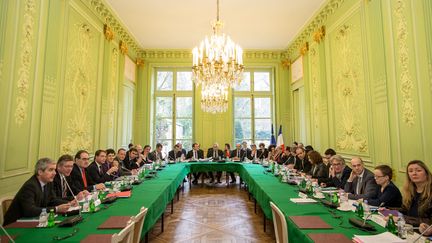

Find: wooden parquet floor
147;179;276;243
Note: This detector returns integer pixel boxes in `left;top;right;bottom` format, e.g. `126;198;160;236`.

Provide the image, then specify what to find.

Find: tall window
233;69;273;146
154;69;193;154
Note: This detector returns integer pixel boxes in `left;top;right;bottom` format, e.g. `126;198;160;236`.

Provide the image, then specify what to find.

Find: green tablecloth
3;162;385;242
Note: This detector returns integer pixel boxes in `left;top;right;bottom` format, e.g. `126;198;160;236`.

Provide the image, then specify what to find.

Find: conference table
3;162;386;242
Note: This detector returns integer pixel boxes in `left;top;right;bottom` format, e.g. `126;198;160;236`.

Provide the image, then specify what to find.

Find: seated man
257;143;268;160
148;143;164;162
344;157;379;200
125;147;143;170
320;155;351;189
168;144;183;161
53;154;89;201
229;143;245;183
247;144;259;161
70;150;105;193
278;146;292;165
293;147;312;173
207;143;225;183
3;158;72;226
87;150;117;184
186;143;204;184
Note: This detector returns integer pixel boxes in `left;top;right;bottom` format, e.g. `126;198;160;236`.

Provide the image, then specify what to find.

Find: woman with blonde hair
400;160;432;226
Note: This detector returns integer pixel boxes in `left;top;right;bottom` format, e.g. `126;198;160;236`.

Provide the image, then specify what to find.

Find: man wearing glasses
320;154;352;189
70;150;105;192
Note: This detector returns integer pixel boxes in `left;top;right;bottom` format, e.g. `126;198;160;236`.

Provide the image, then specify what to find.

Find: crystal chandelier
192;0;244;113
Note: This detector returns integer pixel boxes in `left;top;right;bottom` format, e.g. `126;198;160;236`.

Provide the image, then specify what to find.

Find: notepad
308;233;351;243
80;234;113;243
289;216;332;229
107;190;131;198
353;232;406;243
98;216;131;229
289;198;317;204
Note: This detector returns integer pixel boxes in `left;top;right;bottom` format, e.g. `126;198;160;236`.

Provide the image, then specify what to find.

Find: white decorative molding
140;50;286;61
124;55;136;82
60;23;95;154
109;48;118;128
291;56;303;82
394;0;416;127
14;0;36;126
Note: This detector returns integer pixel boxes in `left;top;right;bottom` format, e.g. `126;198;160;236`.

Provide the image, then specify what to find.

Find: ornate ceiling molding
89;0;142;55
287;0;345;57
139;50;286;61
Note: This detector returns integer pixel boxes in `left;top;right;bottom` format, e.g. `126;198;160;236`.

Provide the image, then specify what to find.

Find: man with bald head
344;157;378;200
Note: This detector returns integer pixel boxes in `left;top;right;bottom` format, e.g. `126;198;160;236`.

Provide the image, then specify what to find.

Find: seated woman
400;160;432;226
368;165;402;207
307;150;328;181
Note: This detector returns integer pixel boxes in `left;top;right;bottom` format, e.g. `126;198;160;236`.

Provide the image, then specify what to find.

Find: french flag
277;125;284;151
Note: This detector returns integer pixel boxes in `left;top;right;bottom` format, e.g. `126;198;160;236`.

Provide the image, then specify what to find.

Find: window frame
233;68;274;146
153;68;194;153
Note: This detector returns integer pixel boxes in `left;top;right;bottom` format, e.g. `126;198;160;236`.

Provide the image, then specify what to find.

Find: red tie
81;168;87;188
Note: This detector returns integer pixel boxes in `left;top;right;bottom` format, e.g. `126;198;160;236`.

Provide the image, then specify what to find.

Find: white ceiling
105;0;326;50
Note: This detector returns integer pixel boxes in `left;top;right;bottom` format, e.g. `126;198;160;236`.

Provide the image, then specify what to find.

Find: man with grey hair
207;143;224;183
344;157;379;200
319;155;352;189
3;158;73;226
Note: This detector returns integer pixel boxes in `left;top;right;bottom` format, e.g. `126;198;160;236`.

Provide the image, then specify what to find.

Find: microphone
414;223;432;243
0;225;15;243
61;174;81;216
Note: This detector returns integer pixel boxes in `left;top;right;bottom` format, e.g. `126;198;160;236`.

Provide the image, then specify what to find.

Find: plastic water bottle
38;208;48;227
397;212;406;239
363;200;370;219
47;209;55;227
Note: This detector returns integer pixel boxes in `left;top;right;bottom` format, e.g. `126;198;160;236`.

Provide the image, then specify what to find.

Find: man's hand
56;203;71;213
347;171;357;182
329;166;335;177
320;182;327;187
95;183;105;190
420;223;432;236
69;199;78;207
107;166;118;175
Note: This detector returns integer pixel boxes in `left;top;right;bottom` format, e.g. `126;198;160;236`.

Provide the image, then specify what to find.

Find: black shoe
209;179;214;183
230;180;236;184
217;180;222;184
192;180;198;185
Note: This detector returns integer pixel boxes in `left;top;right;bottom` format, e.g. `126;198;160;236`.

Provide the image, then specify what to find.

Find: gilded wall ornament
394;0;416;127
14;0;35;126
313;26;326;43
281;59;291;69
136;58;144;67
300;42;309;56
287;0;344;57
332;22;368;153
310;43;320;129
61;22;95;154
119;41;128;55
104;24;114;41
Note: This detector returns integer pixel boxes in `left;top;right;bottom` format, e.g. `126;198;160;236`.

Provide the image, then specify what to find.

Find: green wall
287;0;432;185
0;0;140;196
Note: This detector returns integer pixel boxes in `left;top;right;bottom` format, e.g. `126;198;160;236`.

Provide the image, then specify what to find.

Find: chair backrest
0;196;14;225
270;201;288;243
111;220;135;243
131;207;148;243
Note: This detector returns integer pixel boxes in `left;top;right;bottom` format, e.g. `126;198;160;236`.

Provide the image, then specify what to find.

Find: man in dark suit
257;143;268;160
148;143;164;162
320;154;352;189
293;147;312;173
178;143;187;157
124;148;143;170
207;143;225;183
88;150;117;184
3;158;72;226
344;157;379;200
247;144;259;161
168;144;183;161
186;143;204;184
70;150;105;193
53;154;89;201
231;143;246;161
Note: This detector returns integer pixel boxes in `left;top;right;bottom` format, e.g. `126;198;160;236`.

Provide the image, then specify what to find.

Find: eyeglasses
374;175;386;179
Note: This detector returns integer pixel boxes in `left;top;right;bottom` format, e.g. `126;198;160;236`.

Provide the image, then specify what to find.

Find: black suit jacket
247;150;259;160
168;150;183;160
70;163;96;193
87;161;112;184
344;168;379;200
148;151;164;162
308;162;329;180
3;175;68;226
294;157;312;173
230;149;246;161
186;149;204;160
52;172;78;201
320;166;352;189
257;149;268;160
207;148;224;159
